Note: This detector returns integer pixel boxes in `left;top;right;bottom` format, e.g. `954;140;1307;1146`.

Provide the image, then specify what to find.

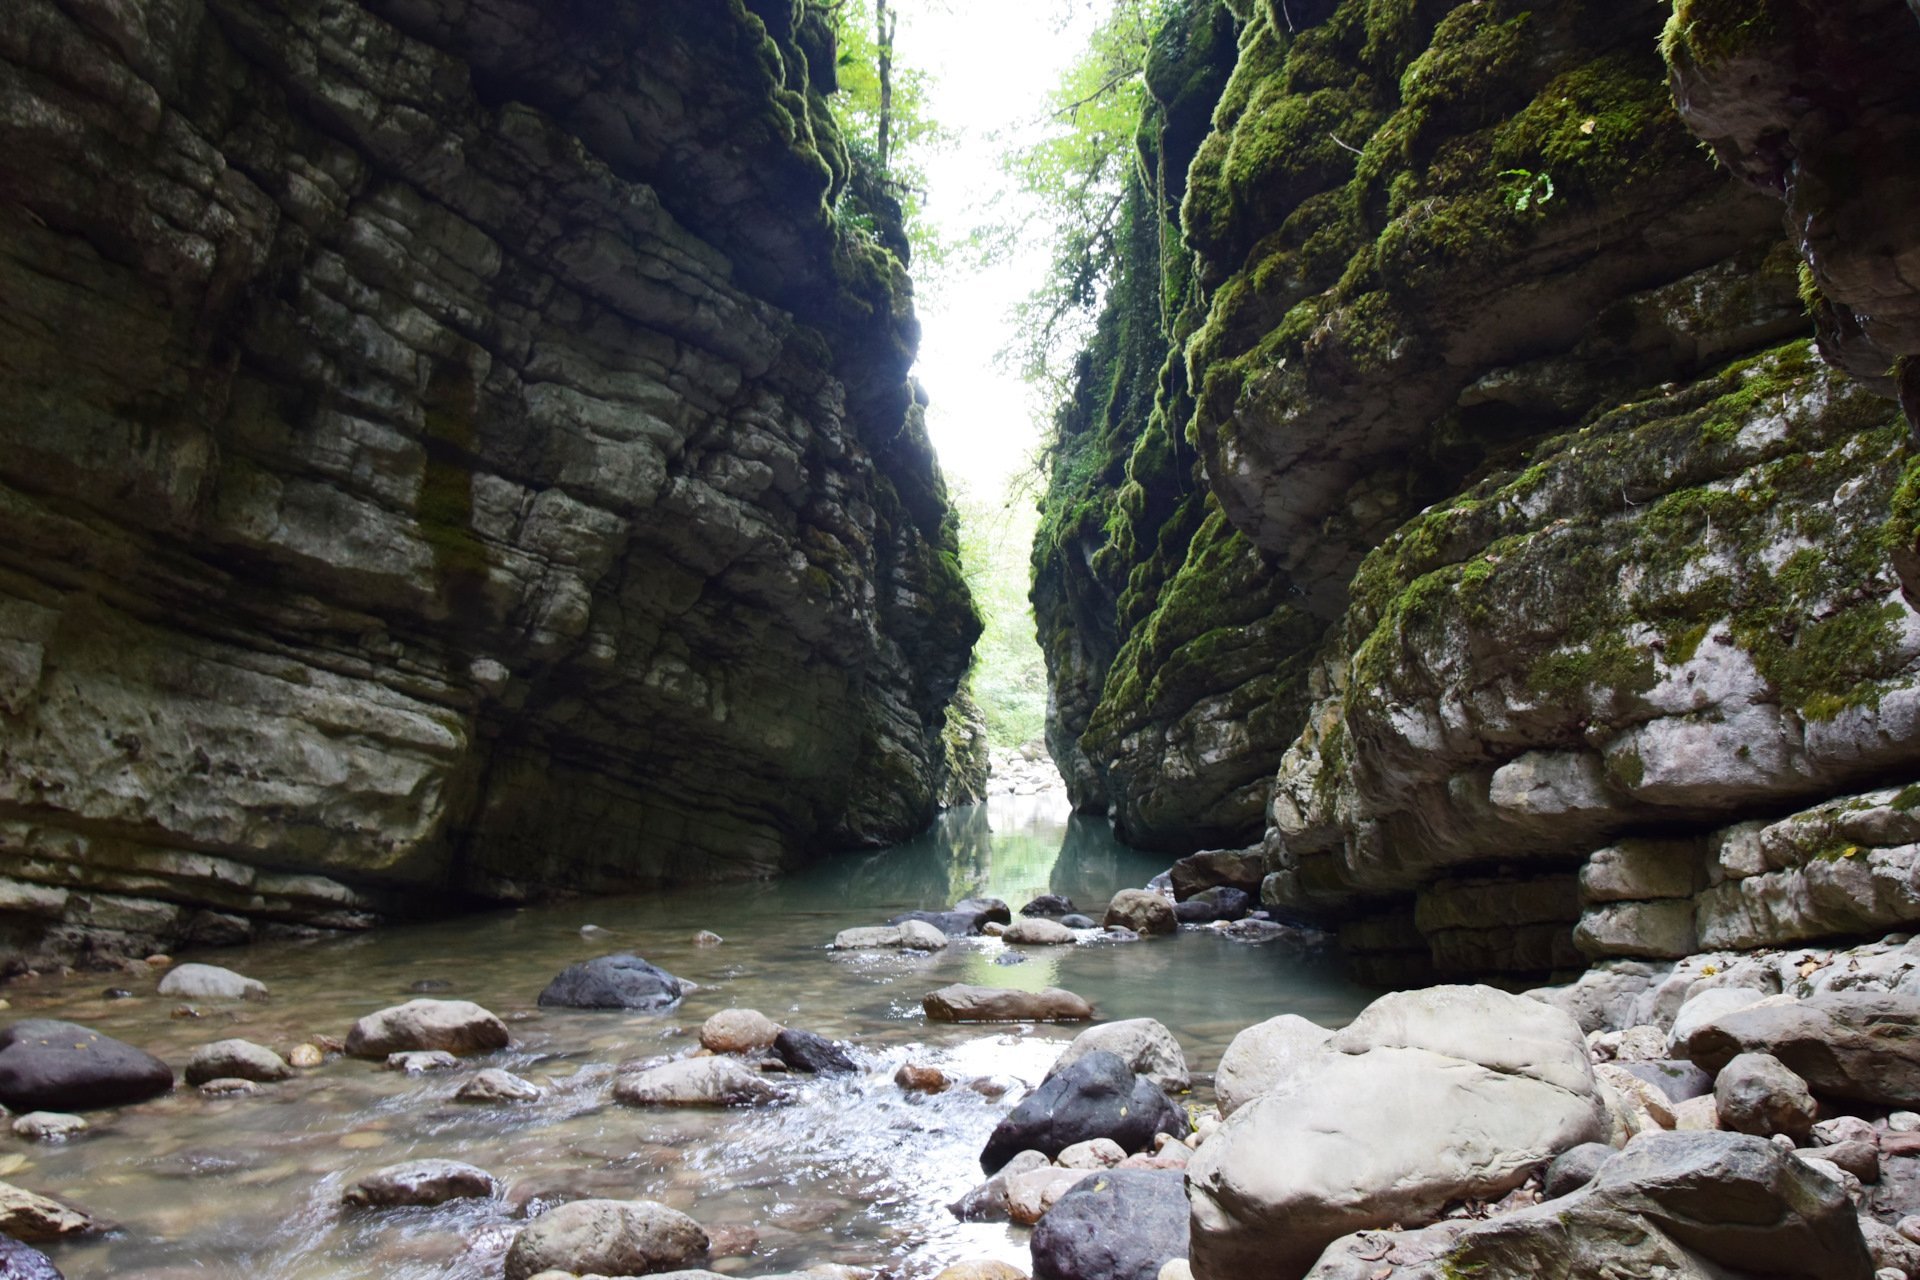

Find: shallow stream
5;795;1377;1278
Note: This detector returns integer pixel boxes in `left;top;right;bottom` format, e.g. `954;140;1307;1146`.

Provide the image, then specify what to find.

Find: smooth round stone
288;1044;325;1069
0;1020;174;1112
387;1050;459;1074
184;1040;293;1086
699;1009;781;1054
456;1068;542;1103
11;1112;86;1143
345;1000;509;1058
156;964;268;1001
197;1078;261;1098
344;1159;497;1208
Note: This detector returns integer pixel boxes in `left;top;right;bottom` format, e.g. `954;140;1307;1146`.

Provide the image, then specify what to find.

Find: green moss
1662;0;1784;70
1891;784;1920;812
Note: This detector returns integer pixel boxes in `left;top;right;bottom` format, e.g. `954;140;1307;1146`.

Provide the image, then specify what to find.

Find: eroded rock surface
0;0;977;965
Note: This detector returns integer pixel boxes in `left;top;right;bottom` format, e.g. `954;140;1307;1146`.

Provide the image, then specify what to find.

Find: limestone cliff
1035;0;1920;980
0;0;979;963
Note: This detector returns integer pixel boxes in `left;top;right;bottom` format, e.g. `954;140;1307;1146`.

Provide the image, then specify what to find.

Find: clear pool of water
3;795;1377;1278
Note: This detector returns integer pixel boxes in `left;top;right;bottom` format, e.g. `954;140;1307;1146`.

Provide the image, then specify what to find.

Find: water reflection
6;796;1375;1280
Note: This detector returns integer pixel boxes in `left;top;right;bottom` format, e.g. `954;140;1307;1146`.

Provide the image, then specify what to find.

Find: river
4;794;1377;1278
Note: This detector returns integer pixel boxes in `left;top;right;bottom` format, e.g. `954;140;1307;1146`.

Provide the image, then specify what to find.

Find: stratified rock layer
0;0;977;963
1033;0;1920;980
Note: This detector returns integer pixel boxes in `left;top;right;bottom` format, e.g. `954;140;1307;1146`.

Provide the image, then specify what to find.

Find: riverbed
3;794;1377;1278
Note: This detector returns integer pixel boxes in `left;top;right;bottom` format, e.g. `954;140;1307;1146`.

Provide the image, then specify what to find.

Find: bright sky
896;1;1098;494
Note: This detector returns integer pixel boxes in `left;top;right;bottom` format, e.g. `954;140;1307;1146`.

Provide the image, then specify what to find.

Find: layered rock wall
1035;0;1920;980
0;0;978;963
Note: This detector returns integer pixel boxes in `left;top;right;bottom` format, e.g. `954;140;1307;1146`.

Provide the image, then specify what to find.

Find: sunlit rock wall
0;0;979;964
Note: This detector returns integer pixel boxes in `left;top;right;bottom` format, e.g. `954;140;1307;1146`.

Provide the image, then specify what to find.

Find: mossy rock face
1268;341;1920;917
1032;0;1244;826
1181;0;1785;618
1662;0;1920;437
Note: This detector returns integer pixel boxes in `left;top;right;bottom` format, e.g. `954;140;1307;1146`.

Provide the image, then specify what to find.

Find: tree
982;0;1167;394
818;0;948;265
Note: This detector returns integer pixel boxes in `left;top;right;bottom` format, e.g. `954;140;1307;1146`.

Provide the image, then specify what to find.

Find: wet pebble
693;930;724;946
198;1078;261;1098
896;1063;951;1093
387;1050;460;1074
288;1044;325;1069
11;1112;85;1143
102;988;133;1000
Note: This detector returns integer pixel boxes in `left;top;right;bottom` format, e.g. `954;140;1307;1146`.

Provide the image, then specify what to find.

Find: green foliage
1497;167;1554;213
818;0;951;264
952;476;1052;748
982;0;1172;394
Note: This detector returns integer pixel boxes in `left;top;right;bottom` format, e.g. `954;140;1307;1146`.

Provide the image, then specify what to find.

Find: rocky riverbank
2;855;1912;1280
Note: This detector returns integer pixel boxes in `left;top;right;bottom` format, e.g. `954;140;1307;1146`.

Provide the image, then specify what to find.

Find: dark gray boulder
0;1020;172;1112
1542;1142;1614;1199
979;1050;1189;1173
0;1237;62;1280
1682;991;1920;1106
773;1029;857;1075
887;910;984;936
1061;914;1096;929
1715;1051;1817;1142
954;897;1013;925
1032;1169;1188;1280
1022;895;1077;917
537;955;688;1010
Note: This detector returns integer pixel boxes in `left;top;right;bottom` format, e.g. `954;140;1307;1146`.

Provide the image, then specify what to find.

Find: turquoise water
2;795;1376;1278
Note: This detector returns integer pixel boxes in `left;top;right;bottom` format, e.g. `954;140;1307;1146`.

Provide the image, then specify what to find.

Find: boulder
611;1057;787;1107
950;1149;1051;1221
1596;1062;1678;1134
344;1159;497;1208
1328;985;1597;1094
955;897;1013;925
1169;850;1266;901
1061;914;1097;929
1304;1132;1874;1280
1022;895;1077;917
1187;887;1252;921
345;1000;508;1058
1007;1168;1090;1225
889;909;993;937
980;1051;1189;1173
183;1040;293;1087
1057;1138;1127;1170
774;1028;858;1075
1190;986;1603;1279
537;955;688;1011
503;1199;708;1280
0;1020;173;1111
831;922;949;951
1213;1015;1333;1118
699;1009;781;1054
1543;1142;1615;1199
1032;1168;1188;1280
1046;1018;1190;1095
155;964;267;1001
1103;890;1175;936
456;1068;542;1103
924;986;1094;1024
0;1180;91;1243
1682;991;1920;1106
1668;987;1773;1053
1716;1051;1817;1141
0;1236;62;1279
1004;919;1077;946
10;1112;85;1143
1621;1059;1715;1103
